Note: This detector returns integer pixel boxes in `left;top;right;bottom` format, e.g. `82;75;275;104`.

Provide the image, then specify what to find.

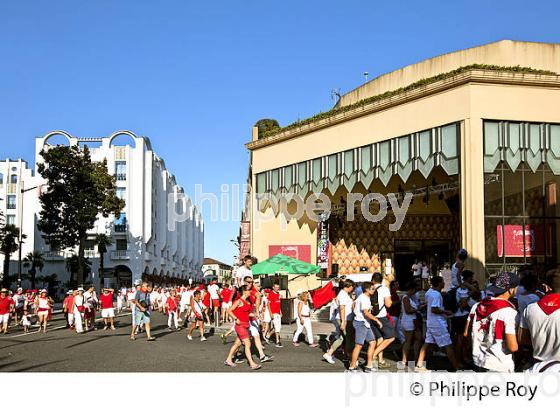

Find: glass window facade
484;162;560;275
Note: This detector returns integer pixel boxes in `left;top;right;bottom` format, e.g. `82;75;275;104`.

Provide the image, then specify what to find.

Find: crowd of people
324;249;560;373
0;251;559;373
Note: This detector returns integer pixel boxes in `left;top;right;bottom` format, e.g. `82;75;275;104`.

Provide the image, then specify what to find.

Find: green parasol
251;253;321;276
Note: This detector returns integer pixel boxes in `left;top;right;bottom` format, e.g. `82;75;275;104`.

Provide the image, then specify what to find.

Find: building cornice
246;70;560;151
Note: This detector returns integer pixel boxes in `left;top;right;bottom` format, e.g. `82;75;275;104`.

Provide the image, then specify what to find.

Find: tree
254;119;280;139
65;254;92;286
95;233;113;285
37;145;125;286
23;251;45;289
36;273;59;294
0;224;26;288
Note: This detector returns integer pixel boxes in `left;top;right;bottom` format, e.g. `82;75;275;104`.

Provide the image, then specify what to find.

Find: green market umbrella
251;253;321;276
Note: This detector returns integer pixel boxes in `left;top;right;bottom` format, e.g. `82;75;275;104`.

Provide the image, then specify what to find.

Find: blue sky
1;0;559;265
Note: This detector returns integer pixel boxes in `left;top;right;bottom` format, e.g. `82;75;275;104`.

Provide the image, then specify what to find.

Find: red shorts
212;299;220;308
235;323;251;341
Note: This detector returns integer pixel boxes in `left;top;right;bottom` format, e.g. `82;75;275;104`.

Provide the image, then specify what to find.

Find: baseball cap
487;272;520;295
67;290;73;295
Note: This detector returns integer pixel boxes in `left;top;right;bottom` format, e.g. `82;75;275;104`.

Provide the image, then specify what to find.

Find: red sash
537;293;560;316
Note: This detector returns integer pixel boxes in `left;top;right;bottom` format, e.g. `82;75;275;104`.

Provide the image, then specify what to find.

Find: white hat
40;289;47;293
77;287;84;292
67;290;73;295
134;279;141;286
296;288;305;296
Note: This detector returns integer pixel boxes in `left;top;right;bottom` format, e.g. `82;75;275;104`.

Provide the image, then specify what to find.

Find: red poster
269;245;311;263
497;224;552;257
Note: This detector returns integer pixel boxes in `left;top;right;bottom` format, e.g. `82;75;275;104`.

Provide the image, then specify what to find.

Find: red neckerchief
537;293;560;316
475;297;514;321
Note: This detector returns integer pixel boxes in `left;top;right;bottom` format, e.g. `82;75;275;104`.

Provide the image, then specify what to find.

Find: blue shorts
353;320;375;345
135;310;151;325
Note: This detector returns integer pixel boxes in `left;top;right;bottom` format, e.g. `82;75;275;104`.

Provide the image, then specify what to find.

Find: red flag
310;281;335;310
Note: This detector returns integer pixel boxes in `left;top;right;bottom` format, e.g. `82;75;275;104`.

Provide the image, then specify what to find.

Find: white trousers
293;317;314;344
272;313;282;334
168;311;179;328
67;313;74;326
131;306;136;327
73;311;84;333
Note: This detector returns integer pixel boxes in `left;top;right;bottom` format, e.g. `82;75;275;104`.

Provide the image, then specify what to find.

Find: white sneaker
187;335;193;341
323;353;336;364
201;336;207;342
414;365;430;373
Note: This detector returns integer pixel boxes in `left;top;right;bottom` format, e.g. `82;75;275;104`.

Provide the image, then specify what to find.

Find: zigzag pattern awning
255;122;460;196
483;121;560;174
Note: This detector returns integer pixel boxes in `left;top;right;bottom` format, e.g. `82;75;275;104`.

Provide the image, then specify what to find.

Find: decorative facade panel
483;120;560;175
256;122;460;196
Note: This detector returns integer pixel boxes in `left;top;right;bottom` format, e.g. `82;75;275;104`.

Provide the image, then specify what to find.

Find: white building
201;257;233;283
0;130;204;291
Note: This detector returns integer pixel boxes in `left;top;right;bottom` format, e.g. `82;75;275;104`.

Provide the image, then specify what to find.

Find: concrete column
460;118;487;283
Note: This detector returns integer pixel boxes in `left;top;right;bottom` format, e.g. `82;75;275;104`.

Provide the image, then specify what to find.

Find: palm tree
95;233;113;284
0;224;26;288
23;251;45;289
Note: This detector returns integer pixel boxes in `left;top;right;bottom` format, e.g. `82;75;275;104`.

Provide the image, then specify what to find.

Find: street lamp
18;184;40;285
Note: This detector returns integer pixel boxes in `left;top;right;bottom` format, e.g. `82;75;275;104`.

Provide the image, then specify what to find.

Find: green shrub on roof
260;65;557;139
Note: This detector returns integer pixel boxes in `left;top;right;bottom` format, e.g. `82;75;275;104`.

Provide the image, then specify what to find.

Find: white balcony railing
44;251;65;261
144;252;152;262
84;249;97;258
111;250;130;260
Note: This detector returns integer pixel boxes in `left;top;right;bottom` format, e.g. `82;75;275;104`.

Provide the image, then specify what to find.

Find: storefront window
484;162;559;272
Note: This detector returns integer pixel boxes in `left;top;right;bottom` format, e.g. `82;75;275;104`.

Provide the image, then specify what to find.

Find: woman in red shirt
224;285;261;370
166;289;180;330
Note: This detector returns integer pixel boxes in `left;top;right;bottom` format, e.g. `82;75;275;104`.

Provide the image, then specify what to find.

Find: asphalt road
0;310;458;372
0;311;354;372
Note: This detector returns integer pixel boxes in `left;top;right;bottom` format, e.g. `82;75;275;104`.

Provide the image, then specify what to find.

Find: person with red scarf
35;289;54;333
63;290;75;329
465;271;519;372
187;290;206;341
520;269;560;371
0;288;15;334
166;289;180;330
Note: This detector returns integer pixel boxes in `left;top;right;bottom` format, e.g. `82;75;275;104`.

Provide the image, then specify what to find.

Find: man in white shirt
520;269;560;369
323;279;355;365
349;282;383;372
450;248;468;289
180;285;193;318
411;260;421;279
416;276;459;372
465;271;519;372
207;281;221;322
235;255;254;286
370;273;394;369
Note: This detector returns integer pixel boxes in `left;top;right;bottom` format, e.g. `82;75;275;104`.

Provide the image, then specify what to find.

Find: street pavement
0;310;350;372
0;310;454;372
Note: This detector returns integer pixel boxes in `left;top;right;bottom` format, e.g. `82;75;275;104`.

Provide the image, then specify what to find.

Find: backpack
370;286;382;316
443;288;458;313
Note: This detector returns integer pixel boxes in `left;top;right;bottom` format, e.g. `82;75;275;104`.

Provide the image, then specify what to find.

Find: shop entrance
394;240;452;287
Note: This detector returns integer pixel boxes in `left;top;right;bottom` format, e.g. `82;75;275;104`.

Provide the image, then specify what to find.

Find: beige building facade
246;40;560;284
